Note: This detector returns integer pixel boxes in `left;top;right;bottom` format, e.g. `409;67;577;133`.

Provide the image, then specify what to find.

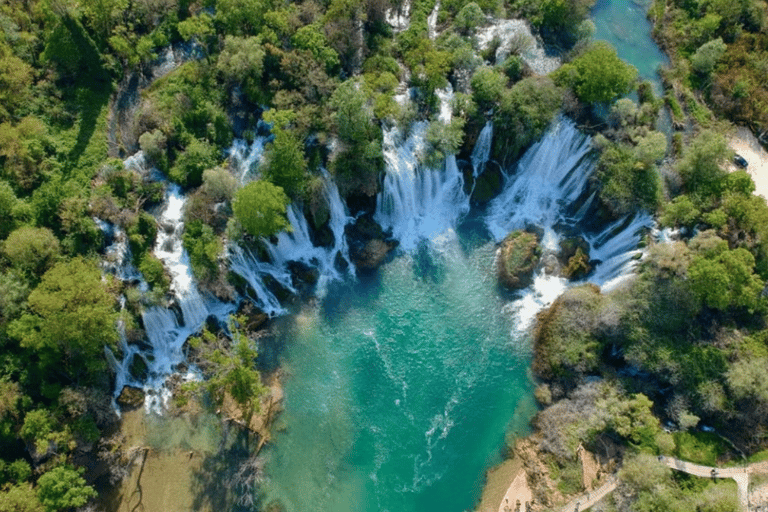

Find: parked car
734;154;749;168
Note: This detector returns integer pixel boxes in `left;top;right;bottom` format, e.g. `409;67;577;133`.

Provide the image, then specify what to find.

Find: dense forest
0;0;767;510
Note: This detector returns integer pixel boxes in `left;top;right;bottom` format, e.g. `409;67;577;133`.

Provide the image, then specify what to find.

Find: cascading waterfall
375;87;470;251
471;121;493;177
486;118;654;331
105;153;236;410
229;169;355;310
227;123;273;183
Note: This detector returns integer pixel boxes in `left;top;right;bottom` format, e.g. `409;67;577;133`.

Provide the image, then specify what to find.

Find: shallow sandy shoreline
475;456;533;512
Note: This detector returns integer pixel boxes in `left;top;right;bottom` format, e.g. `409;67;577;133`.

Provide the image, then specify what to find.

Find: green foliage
673;431;728;466
594;136;663;217
261;129;308;198
169;138;219;188
138;253;169;293
291;24;340;73
0;483;44;512
470;66;506;111
620;453;672;492
216;35;265;101
8;258;118;379
2;227;60;276
691;37;727;75
661;195;701;228
36;465;97;512
688;236;764;312
554;42;638;104
454;2;485;35
232;180;290;238
188;315;266;425
494;76;562;162
177;12;215;42
424;118;465;167
328;79;384;195
182;220;222;281
533;285;605;379
676;130;731;200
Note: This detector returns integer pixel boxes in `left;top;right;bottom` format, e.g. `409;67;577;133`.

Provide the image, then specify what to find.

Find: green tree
183;220;222;281
216;35;265;101
261;129;308;198
454;2;485;35
8;258;118;378
470;66;506;110
36;466;96;512
169;138;219;188
691;37;727;75
232;180;290;238
2;227;60;276
188;316;266;425
688;239;764;312
291;24;340;72
0;483;44;512
676;130;731;199
495;76;563;161
555;42;637;104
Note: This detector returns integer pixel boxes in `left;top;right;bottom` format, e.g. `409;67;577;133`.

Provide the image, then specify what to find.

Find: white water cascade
106;152;237;410
230;170;356;312
228;124;273;183
486;118;654;331
375;87;470;251
471;121;493;177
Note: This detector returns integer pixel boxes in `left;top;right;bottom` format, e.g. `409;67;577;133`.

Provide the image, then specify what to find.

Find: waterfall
96;219;145;285
106;154;236;411
471;121;493;177
228;125;273;183
385;0;410;33
230;171;355;308
487;118;654;329
154;185;210;329
375;87;470;252
486;118;595;245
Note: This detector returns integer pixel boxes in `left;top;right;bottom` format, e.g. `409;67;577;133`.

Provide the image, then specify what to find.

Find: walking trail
556;457;768;512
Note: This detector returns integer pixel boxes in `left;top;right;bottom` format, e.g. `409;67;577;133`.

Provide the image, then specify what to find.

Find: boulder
117;386;145;410
558;236;592;280
346;215;398;271
471;161;504;205
352;239;397;270
497;230;540;289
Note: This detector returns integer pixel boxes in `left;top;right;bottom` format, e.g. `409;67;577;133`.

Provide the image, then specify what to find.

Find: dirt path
553;456;768;512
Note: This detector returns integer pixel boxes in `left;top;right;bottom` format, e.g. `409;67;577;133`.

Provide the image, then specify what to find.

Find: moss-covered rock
117;386;145;410
497;230;540;289
559;236;592;280
471;161;504;205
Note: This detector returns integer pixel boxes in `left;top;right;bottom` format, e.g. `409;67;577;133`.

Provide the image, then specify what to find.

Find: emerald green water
261;233;537;511
591;0;668;94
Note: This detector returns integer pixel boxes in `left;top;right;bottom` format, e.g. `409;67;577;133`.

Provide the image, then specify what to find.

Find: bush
2;226;60;276
169;138;219;188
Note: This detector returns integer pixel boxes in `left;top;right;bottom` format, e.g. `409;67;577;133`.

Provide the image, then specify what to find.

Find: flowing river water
106;2;668;511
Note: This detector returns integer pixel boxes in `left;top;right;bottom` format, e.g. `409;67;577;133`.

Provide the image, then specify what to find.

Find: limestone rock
117;386;145;410
497;230;540;290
